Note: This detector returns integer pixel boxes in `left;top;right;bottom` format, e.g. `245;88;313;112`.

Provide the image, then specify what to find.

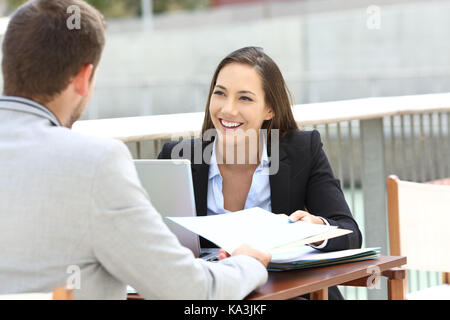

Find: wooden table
128;255;407;300
246;255;406;300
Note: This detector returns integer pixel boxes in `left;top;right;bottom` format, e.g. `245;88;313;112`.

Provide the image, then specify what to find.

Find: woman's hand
287;210;326;247
287;210;325;225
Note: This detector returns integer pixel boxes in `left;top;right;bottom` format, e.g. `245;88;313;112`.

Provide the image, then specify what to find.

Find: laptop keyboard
199;248;220;262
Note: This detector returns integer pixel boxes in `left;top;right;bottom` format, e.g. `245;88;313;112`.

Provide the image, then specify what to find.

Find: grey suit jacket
0;96;267;300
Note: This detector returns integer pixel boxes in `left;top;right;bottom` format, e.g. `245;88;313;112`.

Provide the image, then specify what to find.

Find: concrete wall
88;15;304;119
303;1;450;102
91;0;450;120
1;0;450;120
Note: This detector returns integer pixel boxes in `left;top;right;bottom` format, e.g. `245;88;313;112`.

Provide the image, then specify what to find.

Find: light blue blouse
207;137;272;216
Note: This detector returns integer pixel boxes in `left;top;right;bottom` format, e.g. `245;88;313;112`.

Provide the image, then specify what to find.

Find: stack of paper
167;207;352;254
269;246;381;271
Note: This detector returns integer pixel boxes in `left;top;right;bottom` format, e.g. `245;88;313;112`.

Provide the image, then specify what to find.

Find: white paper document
167;207;337;253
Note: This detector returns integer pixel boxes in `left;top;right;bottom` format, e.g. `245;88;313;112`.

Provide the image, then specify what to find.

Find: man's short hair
2;0;106;104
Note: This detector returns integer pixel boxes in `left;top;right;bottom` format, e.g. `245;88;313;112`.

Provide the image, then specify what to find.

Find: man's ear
73;64;94;96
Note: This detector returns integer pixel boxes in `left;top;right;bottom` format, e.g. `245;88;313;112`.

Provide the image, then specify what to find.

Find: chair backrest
0;287;73;300
387;175;450;274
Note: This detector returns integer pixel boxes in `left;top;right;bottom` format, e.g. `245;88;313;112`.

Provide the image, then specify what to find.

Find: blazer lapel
269;142;292;215
191;140;212;217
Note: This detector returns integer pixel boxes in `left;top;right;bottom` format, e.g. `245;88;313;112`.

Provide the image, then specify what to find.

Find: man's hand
218;245;271;268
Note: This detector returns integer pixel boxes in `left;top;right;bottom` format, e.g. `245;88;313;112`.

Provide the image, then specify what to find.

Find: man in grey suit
0;0;270;299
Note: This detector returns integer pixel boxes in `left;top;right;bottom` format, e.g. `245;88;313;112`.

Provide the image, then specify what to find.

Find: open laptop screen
134;159;201;258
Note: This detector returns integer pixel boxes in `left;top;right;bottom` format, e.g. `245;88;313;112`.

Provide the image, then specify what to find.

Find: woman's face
209;62;274;147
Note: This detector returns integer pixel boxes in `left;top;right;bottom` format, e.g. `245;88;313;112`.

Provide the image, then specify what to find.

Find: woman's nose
221;98;239;117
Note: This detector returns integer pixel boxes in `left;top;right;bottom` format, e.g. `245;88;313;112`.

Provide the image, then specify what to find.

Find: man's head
2;0;106;128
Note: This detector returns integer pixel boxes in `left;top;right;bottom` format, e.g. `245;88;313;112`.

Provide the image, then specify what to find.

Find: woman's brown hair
201;47;299;141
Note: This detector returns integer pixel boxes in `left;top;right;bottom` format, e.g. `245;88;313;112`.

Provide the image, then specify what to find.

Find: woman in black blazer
158;47;362;300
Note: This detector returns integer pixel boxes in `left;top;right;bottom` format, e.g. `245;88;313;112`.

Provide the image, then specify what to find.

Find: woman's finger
288;210;309;222
299;215;314;223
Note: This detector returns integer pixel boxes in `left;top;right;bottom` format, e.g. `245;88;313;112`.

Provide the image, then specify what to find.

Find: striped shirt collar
0;96;62;127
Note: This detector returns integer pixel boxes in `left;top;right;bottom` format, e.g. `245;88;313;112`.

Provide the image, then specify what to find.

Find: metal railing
302;113;449;300
73;93;450;300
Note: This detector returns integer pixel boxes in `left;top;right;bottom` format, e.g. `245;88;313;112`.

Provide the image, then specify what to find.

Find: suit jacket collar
0;96;62;127
191;139;213;217
268;138;291;214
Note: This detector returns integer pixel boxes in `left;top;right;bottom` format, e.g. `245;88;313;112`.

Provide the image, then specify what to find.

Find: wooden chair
0;287;73;300
387;175;450;300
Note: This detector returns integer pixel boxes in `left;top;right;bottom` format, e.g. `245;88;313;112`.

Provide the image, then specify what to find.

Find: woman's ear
264;106;275;121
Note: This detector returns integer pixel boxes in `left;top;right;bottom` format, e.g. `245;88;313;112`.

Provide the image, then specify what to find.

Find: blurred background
1;0;449;300
1;0;450;120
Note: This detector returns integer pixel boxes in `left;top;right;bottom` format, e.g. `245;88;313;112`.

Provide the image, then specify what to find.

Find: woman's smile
219;118;244;130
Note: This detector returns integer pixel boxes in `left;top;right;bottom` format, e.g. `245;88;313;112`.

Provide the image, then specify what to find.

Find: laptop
134;159;219;261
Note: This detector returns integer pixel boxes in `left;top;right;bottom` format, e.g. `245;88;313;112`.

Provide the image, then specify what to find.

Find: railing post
360;118;389;300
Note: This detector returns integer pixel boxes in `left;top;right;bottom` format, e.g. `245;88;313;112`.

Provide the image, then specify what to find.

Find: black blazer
158;130;362;251
158;130;363;300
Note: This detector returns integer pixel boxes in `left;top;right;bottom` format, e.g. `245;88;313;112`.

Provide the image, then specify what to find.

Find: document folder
269;246;381;271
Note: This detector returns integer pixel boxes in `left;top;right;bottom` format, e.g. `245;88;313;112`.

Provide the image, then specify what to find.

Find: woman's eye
240;96;253;102
213;91;225;96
